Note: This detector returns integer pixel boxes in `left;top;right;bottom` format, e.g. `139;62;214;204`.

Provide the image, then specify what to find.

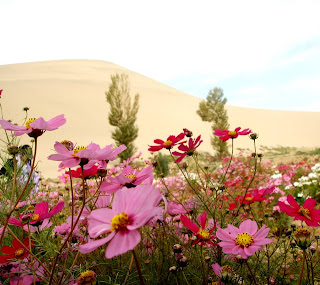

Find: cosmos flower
9;201;65;228
148;133;185;152
216;219;272;259
180;212;218;247
214;127;251;142
278;195;320;227
85;143;127;169
79;185;163;259
0;114;66;138
0;237;33;263
100;165;154;194
48;142;95;169
172;135;203;163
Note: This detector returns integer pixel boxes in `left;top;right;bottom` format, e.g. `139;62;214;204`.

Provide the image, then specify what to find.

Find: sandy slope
0;59;319;178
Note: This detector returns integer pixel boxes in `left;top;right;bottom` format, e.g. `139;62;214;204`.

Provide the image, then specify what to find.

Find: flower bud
169;266;178;273
172;244;182;254
249;133;259;140
176;255;189;267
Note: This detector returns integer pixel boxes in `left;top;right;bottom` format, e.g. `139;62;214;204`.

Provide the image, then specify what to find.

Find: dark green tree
106;73;139;161
197;87;230;158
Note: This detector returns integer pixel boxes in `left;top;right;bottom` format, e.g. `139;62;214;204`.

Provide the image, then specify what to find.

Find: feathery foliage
106;73;139;161
197;87;229;157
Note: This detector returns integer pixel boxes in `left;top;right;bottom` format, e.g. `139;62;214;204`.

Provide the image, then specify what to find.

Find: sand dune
0;59;319;178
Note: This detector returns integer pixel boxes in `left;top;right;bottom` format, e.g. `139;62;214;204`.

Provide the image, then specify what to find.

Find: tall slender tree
106;73;139;161
197;87;230;158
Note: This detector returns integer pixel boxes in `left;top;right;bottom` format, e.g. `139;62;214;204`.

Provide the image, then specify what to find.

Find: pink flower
216;219;272;259
0;89;2;98
278;195;320;227
100;165;154;194
214;127;251;142
167;201;192;215
79;185;163;259
148;133;185;152
48;142;95;169
172;135;203;163
10;275;34;285
0;114;66;138
85;143;127;169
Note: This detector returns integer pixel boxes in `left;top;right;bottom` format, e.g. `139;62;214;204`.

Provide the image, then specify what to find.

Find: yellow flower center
78;270;96;284
228;130;237;137
73;146;86;157
60;140;74;151
198;229;210;239
295;227;311;238
298;207;311;220
220;265;234;276
163;140;172;146
26;205;35;212
25;118;36;129
111;213;129;232
32;214;39;221
235;232;254;248
14;248;25;258
245;197;253;201
125;173;137;180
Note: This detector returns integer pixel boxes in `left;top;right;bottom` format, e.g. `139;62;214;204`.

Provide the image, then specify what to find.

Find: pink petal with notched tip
239;219;257;235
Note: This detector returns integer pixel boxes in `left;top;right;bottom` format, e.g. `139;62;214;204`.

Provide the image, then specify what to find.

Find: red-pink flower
172;135;203;163
180;212;217;247
148;133;185;152
278;195;320;227
216;219;272;259
100;165;153;194
66;165;99;179
0;114;66;138
0;237;33;263
79;185;163;259
214;127;251;142
0;89;3;98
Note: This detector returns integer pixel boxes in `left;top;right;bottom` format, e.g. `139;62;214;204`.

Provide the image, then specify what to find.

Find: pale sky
1;0;320;111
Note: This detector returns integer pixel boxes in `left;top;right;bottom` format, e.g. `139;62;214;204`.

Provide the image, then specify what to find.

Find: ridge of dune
1;59;319;178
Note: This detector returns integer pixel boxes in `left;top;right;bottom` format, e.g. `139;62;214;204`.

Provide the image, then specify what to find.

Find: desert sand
0;59;319;178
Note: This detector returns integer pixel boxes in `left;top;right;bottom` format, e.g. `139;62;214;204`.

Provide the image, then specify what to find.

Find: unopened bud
172;244;182;254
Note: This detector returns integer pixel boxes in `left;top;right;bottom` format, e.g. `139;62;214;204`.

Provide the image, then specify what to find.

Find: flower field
0;90;320;284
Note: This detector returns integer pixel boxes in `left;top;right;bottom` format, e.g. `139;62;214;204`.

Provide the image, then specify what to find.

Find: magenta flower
100;165;154;194
9;201;65;228
0;114;66;138
180;212;217;247
172;135;203;163
278;195;320;227
214;127;251;142
216;219;272;259
79;185;163;259
148;133;186;152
